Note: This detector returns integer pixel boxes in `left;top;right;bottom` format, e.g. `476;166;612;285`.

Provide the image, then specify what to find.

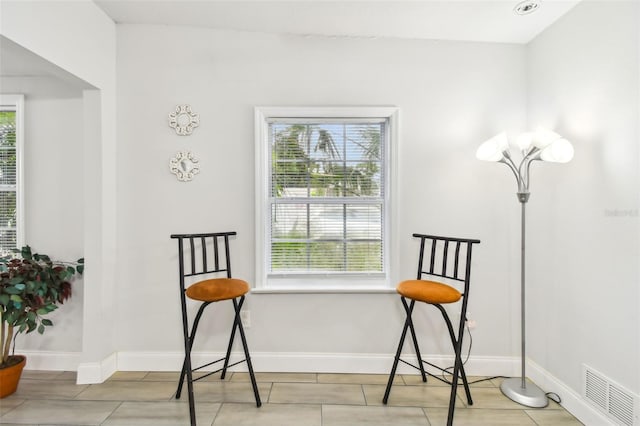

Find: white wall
527;0;639;402
21;96;84;351
0;76;85;353
1;0;118;380
115;24;526;372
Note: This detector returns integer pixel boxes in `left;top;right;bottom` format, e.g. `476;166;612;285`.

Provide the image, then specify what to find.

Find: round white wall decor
169;151;200;181
168;105;200;135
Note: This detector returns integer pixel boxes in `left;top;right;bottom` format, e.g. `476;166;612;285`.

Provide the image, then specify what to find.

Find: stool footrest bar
190;359;248;382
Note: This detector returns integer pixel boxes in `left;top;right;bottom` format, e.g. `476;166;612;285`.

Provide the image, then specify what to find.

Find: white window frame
0;94;25;251
254;106;399;293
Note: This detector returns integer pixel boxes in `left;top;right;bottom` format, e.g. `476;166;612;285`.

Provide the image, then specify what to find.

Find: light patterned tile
0;399;119;425
192;381;270;405
1;371;583;426
19;370;76;381
13;379;88;400
323;404;429;426
401;374;445;387
143;371;232;382
363;384;464;408
525;408;585;425
467;376;500;388
426;407;536;426
268;383;365;405
402;374;496;388
232;372;316;383
21;370;65;380
213;402;321;426
75;380;176;401
463;387;530;409
318;373;388;385
0;397;25;415
102;401;220;425
57;371;78;381
142;371;182;382
108;371;149;381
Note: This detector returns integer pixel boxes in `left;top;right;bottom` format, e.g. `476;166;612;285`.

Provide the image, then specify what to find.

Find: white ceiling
94;0;581;44
0;36;94;92
0;1;580;82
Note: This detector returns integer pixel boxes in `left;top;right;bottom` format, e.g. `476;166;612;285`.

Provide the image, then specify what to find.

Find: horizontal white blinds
269;120;385;274
0;109;17;252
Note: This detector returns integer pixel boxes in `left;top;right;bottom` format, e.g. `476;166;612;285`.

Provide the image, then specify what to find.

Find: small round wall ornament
170;151;200;182
168;104;200;135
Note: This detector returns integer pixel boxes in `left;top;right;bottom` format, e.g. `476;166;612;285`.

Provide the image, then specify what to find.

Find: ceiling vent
583;364;638;426
514;0;541;15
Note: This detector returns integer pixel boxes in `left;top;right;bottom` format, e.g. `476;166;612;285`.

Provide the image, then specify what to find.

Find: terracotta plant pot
0;355;26;398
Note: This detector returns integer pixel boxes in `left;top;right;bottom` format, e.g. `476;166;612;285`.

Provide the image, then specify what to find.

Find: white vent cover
583;364;638;426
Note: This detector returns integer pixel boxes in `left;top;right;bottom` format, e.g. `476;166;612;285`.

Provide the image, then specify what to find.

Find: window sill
252;274;395;294
251;287;397;294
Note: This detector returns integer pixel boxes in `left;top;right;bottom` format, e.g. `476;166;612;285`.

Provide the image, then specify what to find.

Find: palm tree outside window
270;120;385;274
0;96;21;254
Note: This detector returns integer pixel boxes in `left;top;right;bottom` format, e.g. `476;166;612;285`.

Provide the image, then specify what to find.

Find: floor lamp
476;128;574;408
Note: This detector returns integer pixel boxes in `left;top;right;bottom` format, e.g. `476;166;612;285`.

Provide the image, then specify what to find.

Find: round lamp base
500;377;548;408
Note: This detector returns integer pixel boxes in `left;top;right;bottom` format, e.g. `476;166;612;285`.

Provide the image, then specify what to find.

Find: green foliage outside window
0;111;17;252
271;123;381;198
270;122;384;273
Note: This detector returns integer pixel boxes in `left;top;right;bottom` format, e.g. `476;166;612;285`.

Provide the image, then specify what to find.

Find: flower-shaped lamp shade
540;138;574;163
532;128;562;150
516;132;534;152
476;132;509;162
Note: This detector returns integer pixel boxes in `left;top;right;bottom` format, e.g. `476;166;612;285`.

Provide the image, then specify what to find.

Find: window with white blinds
0;95;24;254
256;107;397;290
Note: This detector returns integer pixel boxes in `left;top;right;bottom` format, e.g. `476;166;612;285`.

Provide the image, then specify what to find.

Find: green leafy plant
0;246;83;368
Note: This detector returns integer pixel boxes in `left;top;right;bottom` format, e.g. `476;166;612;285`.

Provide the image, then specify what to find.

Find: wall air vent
583;364;638;426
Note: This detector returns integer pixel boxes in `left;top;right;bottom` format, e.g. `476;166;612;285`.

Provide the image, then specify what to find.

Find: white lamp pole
476;129;574;408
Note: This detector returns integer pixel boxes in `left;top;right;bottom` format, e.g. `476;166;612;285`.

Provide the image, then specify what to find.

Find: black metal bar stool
383;233;480;426
171;231;261;426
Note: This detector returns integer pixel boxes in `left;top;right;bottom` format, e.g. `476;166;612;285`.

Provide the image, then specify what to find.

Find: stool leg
177;302;210;399
233;297;262;407
436;304;472;426
383;312;409;403
220;298;243;380
436;305;473;405
405;299;427;383
178;299;209;426
448;343;465;426
184;353;196;426
384;298;425;403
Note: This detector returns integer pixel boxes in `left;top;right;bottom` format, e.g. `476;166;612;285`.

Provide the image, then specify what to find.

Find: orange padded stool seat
397;280;461;304
186;278;249;302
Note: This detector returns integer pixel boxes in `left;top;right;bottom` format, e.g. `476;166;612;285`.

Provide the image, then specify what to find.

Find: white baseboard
20;350;116;384
16;349;518;377
76;352;117;384
116;351;185;372
527;359;616;426
115;350;517;377
20;350;81;371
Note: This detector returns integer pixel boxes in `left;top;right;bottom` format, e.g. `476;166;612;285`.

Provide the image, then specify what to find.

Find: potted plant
0;246;83;398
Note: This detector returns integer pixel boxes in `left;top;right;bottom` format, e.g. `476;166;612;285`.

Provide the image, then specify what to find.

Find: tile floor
0;370;584;425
